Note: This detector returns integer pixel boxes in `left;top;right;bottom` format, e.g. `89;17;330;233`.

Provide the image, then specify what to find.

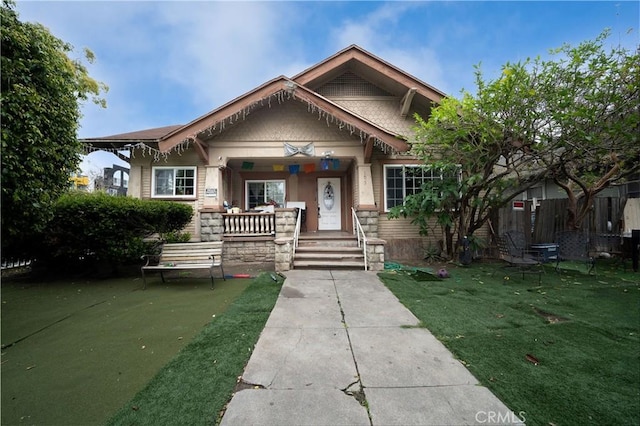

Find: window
384;164;458;211
113;170;129;189
152;167;196;198
246;180;285;209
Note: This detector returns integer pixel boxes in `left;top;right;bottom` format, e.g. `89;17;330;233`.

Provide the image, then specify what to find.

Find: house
94;164;130;196
69;172;89;191
82;45;447;270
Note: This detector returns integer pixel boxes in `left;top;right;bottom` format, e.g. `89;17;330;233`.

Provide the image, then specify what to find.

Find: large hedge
1;1;107;254
34;192;193;275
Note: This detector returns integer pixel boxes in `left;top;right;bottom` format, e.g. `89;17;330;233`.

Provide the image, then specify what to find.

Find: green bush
33;192;193;275
161;231;192;243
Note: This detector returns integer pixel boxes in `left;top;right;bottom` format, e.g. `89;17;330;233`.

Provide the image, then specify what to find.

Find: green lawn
106;273;283;425
379;260;640;426
1;271;280;426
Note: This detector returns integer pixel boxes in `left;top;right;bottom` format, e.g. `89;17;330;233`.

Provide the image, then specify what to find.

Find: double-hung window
246;180;285;209
152;166;196;198
384;164;458;211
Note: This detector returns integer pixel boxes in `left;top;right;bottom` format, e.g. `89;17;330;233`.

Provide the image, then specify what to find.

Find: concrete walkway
220;270;523;426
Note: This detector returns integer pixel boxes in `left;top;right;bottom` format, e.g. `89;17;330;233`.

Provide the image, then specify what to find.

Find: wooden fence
494;197;628;252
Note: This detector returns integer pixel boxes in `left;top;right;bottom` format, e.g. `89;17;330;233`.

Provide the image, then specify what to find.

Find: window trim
151;166;197;199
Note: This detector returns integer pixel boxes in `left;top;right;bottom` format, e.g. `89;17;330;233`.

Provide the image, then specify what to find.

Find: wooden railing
223;212;276;236
1;258;32;270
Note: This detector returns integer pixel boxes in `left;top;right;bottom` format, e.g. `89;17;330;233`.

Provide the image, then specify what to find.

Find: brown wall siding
134;150;204;240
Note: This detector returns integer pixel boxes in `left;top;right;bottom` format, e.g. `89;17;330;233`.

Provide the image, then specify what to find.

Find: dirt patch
533;307;570;323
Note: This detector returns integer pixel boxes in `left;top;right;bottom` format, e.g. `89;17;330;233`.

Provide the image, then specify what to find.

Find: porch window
246;180;285;209
384;165;458;211
152;166;196;198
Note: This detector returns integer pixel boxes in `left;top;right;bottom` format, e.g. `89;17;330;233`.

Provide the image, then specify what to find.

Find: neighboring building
95;165;129;196
82;45;449;268
69;173;89;191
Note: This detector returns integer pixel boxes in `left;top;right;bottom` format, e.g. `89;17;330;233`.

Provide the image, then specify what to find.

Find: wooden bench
141;241;225;289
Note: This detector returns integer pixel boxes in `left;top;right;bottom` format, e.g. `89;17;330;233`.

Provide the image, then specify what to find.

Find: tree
1;0;107;256
390;30;639;258
531;31;640;229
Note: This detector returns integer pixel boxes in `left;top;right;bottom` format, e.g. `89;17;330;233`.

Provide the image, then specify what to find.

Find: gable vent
317;71;393;97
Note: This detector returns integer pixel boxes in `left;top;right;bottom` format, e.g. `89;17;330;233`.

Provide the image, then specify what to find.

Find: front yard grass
1;271;281;426
379;260;640;426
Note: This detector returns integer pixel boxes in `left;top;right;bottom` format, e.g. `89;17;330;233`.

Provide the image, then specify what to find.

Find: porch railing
223;212;276;236
1;258;32;270
351;207;368;271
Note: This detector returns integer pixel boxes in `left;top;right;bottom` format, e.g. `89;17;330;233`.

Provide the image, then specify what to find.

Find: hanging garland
84;85;399;160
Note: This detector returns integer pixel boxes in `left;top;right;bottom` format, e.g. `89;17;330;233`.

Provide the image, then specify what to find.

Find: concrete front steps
293;234;366;270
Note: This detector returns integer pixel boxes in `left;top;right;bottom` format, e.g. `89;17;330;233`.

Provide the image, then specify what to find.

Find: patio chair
496;234;543;283
555;231;596;275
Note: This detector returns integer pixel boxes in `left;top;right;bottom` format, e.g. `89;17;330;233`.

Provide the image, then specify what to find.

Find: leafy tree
531;31;640;229
390;30;639;257
1;0;107;256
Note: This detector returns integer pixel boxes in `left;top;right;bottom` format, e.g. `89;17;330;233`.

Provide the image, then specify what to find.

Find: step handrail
351;207;368;270
292;207;303;261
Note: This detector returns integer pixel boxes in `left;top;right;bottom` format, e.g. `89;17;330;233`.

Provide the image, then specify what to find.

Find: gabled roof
293;45;447;103
158;75;409;153
83;45;449;155
82;125;183;146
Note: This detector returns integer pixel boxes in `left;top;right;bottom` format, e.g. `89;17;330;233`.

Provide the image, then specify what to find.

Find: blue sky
14;1;640;179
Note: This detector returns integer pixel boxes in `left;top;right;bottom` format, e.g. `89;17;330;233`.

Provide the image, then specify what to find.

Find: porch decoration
85;84;398;161
323;181;335;210
284;142;314;157
241;161;254;170
288;164;300;175
303;163;316;173
332;159;341;170
272;164;285;171
320;159;330;170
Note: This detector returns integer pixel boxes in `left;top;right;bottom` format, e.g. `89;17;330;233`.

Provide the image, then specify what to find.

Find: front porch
199;208;385;271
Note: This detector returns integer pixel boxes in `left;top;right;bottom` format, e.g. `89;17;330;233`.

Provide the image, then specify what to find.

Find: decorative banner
288;164;300;175
284;142;315;157
332;159;340;170
272;164;285;171
303;163;316;173
241;161;254;170
320;159;330;170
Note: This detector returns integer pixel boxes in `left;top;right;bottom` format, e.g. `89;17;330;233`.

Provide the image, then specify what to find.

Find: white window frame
383;164;460;211
245;180;286;209
151;166;197;198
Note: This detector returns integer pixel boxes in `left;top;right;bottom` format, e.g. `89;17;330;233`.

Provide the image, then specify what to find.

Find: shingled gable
158;75;408;154
292;45;447;111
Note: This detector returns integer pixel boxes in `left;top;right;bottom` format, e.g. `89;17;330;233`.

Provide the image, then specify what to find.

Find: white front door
317;178;341;230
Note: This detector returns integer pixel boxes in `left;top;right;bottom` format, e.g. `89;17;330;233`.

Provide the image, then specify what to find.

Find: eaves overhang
292;45;447;104
158;76;409;154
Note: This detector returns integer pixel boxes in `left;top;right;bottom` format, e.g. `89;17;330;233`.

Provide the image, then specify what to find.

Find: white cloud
327;3;448;93
154;2;305;110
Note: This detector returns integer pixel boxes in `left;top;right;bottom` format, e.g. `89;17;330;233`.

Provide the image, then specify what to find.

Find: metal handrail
351;207;368;271
292;208;303;260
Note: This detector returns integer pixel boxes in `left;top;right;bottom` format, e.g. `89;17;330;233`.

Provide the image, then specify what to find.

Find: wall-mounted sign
205;188;218;198
512;200;525;211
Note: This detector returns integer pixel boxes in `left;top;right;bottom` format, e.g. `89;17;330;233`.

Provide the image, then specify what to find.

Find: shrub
33;192;193;275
